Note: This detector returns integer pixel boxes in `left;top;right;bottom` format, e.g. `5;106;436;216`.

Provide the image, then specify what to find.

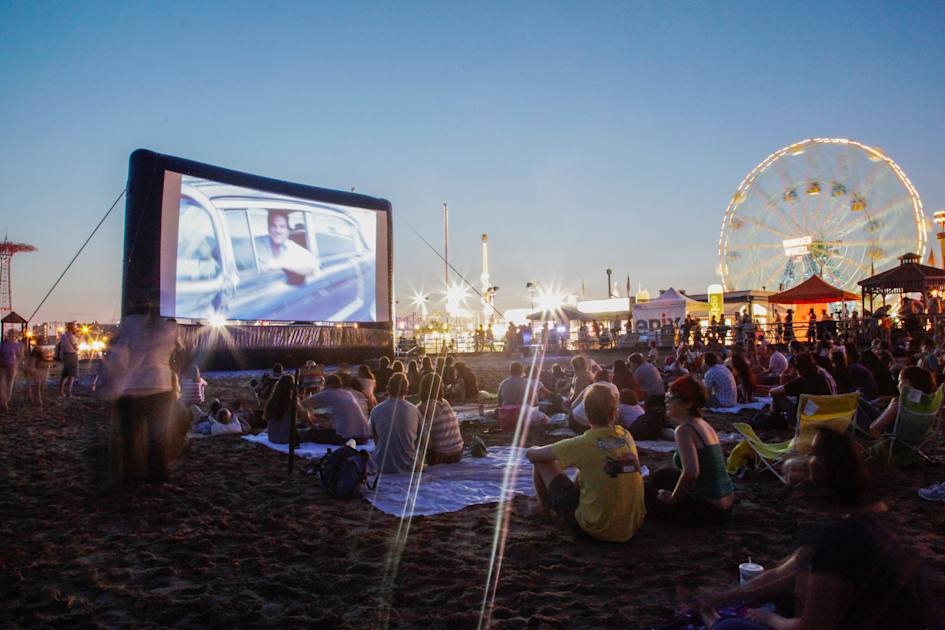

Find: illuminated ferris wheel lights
717;137;925;293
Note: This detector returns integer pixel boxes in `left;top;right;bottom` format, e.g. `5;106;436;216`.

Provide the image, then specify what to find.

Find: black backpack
316;446;376;499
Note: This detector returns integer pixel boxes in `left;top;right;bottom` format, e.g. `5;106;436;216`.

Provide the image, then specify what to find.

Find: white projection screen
157;171;391;323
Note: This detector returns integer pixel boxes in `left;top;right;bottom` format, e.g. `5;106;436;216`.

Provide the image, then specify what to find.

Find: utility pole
443;203;449;287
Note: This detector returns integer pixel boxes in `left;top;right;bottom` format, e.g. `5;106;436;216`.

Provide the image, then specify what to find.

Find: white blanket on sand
243;435;603;517
706;397;772;414
242;432;376;459
366;446;540;517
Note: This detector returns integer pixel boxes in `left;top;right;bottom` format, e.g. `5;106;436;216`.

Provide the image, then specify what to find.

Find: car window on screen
315;215;355;259
288;211;309;250
177;199;221;281
225;210;257;273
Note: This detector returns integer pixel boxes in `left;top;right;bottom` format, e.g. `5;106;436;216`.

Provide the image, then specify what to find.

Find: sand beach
1;352;944;628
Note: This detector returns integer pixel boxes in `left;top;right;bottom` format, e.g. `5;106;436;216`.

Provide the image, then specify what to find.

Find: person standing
104;310;183;490
58;322;80;397
0;330;24;412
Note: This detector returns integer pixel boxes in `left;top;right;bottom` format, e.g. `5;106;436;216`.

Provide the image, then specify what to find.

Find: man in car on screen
256;210;319;277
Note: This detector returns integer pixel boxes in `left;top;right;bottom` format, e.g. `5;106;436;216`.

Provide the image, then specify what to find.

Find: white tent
632;288;708;332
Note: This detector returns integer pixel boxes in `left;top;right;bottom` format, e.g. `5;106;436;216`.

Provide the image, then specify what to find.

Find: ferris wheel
718;138;926;294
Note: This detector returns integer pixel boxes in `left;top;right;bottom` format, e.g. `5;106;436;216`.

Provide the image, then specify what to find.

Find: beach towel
242;432;375;459
364;447;641;517
706;397;772;414
244;434;647;516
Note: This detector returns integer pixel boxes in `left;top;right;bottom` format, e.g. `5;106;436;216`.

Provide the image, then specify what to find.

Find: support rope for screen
407;223;507;323
27;187;127;323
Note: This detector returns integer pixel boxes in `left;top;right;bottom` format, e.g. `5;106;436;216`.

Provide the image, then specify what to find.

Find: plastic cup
739;562;764;585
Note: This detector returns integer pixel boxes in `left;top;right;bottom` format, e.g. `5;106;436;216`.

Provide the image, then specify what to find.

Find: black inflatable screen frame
121;148;394;330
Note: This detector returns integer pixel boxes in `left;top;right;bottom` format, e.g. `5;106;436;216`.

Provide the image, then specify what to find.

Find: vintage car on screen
175;179;377;322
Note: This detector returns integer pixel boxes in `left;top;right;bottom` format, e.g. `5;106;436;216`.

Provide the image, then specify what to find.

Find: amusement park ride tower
0;235;36;318
934;211;945;269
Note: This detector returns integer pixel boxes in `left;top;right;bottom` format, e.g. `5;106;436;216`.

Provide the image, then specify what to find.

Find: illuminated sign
783;236;812;257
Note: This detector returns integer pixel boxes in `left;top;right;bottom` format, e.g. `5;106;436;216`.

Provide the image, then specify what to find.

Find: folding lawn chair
875;384;943;466
732;392;859;484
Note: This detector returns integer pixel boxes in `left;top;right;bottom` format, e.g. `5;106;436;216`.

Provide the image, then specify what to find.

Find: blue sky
1;1;943;322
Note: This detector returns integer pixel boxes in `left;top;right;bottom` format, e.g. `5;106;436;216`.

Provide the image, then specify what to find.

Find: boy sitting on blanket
527;383;646;543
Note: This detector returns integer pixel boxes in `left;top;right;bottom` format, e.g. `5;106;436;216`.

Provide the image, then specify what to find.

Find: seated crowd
169;331;942;626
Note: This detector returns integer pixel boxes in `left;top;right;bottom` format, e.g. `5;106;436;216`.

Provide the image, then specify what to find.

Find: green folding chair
875;384;943;466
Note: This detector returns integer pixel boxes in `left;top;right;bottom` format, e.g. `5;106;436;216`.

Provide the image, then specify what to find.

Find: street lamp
606;268;613;298
526;282;537;311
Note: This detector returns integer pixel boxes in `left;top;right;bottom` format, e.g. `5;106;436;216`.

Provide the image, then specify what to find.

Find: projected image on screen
170;175;382;322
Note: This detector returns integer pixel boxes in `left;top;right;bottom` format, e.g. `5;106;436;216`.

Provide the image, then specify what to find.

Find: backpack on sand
316;445;377;499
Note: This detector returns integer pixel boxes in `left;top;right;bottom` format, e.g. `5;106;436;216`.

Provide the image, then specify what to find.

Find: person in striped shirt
179;366;207;406
418;373;464;465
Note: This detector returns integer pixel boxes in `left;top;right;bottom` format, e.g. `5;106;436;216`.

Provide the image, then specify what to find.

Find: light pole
526;282;537;311
443;203;449;287
934;211;945;270
606;268;613;298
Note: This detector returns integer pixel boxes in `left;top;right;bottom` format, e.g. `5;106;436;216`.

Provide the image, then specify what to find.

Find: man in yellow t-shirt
526;383;646;542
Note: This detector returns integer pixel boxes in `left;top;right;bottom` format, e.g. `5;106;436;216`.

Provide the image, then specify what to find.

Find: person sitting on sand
526;383;646;542
612;359;643;400
458;361;479;399
629;352;665;407
264;375;298;445
702;352;738;408
371;373;422;474
298;361;325;397
445;361;469;402
750;353;830;430
568;370;619;434
406;360;421;396
696;429;939;630
251;363;284;405
497;361;549;408
301;374;371;445
179;365;207;406
644;376;734;525
340;372;373;416
374;356;393;393
569;355;594;403
616;389;645;430
417;373;464;465
356;364;378;407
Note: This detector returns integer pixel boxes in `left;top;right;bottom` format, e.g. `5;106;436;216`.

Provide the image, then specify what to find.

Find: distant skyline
2;1;943;322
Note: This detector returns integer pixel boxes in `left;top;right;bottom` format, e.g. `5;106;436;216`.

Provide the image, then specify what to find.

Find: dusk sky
1;1;943;323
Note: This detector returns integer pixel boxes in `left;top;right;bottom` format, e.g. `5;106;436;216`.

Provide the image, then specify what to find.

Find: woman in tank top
644;375;734;525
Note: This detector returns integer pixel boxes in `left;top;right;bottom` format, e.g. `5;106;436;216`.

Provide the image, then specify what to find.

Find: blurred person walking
103;306;184;490
57;322;80;397
0;330;24;412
